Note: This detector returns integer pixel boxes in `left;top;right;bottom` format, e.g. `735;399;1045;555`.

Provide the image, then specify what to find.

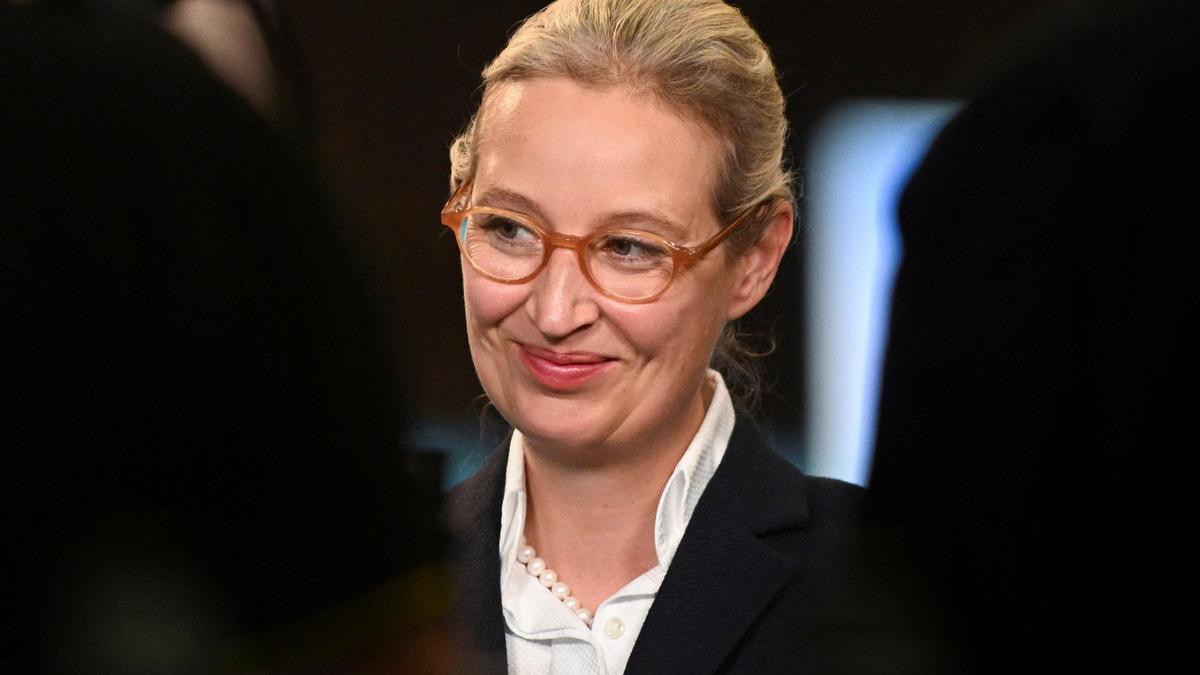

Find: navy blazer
448;418;863;674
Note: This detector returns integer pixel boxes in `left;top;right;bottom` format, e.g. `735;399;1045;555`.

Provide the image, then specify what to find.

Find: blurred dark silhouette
1;6;447;673
863;0;1200;671
11;0;316;144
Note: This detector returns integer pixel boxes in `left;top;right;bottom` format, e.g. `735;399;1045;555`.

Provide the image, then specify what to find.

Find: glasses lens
460;211;545;280
586;231;674;301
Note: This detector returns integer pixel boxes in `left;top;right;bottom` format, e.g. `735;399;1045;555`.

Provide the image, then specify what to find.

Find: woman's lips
516;344;615;390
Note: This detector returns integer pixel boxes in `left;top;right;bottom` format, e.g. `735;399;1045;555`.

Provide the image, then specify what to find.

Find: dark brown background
282;0;1054;460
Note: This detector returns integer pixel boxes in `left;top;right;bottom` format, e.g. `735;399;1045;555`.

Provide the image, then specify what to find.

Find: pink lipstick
517;344;615;390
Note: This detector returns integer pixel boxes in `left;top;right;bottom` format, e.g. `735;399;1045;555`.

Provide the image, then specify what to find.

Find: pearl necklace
516;537;593;626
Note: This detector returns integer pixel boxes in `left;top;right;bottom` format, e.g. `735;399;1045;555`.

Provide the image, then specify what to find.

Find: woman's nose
524;248;600;339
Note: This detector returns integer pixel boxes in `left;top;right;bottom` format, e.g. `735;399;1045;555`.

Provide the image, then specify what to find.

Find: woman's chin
502;397;622;458
518;417;609;451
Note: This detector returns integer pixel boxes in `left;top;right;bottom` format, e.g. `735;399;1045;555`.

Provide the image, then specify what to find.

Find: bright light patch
803;99;958;486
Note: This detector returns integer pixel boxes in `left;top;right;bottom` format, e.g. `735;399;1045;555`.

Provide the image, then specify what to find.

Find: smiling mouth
516;343;616;390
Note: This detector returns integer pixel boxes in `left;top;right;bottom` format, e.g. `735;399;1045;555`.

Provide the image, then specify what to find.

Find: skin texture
462;76;793;608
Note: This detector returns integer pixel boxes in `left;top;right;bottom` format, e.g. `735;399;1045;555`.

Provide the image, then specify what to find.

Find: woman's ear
726;202;794;320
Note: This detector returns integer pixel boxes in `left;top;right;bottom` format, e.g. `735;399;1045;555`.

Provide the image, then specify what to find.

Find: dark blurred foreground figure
1;7;448;673
15;0;317;144
862;0;1200;671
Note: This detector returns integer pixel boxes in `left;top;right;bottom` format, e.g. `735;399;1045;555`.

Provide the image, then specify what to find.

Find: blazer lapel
625;419;812;675
447;439;510;672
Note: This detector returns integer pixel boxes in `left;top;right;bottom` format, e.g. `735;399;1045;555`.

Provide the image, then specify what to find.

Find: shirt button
604;617;625;639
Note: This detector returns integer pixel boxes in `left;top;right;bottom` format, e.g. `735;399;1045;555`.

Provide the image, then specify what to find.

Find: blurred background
272;0;1053;485
7;2;1186;671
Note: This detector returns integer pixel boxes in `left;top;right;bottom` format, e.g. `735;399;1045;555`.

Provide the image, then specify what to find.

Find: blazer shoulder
802;474;866;521
715;417;864;540
445;440;509;536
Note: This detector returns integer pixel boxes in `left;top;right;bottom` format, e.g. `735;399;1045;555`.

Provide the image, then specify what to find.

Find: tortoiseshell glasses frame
440;179;765;304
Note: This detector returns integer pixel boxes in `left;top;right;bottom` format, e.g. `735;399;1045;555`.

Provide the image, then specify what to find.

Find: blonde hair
449;0;793;255
449;0;793;406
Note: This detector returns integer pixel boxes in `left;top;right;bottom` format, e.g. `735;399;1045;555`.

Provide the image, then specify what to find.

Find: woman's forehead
473;77;722;231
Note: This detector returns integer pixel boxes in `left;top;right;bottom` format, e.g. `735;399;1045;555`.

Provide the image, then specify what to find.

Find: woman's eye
477;216;536;242
599;234;669;261
609;238;637;256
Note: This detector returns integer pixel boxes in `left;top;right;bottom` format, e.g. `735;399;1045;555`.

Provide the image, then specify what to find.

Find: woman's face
463;76;757;457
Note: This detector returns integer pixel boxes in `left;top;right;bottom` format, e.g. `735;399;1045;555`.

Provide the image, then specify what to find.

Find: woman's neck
521;446;667;613
518;378;713;612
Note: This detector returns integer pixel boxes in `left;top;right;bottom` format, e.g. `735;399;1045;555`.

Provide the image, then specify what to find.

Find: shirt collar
652;369;735;567
498;369;736;573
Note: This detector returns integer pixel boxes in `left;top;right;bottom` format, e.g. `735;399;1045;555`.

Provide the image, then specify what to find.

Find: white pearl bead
526;557;546;575
539;569;558;587
516;545;536;564
575;608;593;625
562;596;580;610
551;581;571;599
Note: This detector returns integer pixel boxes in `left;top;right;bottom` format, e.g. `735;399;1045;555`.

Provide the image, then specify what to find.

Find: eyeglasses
440;179;762;304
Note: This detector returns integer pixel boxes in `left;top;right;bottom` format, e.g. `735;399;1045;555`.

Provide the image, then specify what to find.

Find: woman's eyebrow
603;211;690;241
473;186;542;216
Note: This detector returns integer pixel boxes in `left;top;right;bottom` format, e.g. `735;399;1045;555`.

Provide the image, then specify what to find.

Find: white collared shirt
498;370;736;675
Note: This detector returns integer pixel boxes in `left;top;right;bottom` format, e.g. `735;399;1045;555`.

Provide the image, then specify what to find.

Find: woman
444;1;861;672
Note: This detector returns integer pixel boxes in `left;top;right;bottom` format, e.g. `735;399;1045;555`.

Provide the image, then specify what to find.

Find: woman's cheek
464;273;527;330
604;298;691;358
